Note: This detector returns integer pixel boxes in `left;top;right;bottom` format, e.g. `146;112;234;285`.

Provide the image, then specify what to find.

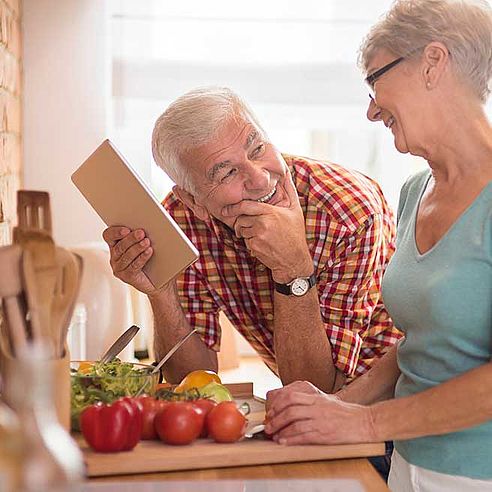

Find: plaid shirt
163;155;402;378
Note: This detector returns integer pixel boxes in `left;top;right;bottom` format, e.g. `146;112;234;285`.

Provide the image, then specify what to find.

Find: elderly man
103;87;401;392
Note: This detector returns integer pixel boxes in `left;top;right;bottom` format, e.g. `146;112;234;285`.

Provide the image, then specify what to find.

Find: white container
69;243;135;361
67;303;87;361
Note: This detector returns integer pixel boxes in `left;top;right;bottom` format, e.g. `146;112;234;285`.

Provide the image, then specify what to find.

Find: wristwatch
274;273;316;297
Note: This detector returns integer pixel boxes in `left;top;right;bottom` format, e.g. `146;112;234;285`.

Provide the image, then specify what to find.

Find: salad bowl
70;359;158;430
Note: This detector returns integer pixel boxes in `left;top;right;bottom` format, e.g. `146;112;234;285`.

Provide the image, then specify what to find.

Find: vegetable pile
74;366;249;453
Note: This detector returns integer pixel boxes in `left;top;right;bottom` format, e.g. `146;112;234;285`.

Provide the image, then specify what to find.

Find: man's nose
367;96;382;122
244;163;269;190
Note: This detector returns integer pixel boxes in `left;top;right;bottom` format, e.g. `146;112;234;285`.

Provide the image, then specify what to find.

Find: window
110;0;491;209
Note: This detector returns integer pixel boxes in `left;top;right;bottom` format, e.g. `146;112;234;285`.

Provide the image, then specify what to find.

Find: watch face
291;278;309;296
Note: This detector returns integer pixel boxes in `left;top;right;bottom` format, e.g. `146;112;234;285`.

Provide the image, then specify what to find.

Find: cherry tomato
191;399;217;437
175;370;221;393
206;401;247;443
136;396;170;440
154;402;204;445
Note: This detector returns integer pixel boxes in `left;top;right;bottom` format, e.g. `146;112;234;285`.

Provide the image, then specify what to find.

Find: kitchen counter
85;458;389;492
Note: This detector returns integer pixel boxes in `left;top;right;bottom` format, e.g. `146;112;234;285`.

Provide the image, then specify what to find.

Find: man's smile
255;185;277;203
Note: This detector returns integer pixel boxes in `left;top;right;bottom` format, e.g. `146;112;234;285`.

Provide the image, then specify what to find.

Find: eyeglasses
365;56;404;101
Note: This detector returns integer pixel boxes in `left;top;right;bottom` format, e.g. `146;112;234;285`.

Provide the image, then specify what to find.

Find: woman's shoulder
400;169;431;200
396;169;431;223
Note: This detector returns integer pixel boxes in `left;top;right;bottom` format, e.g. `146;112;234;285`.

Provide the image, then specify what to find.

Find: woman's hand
266;380;326;415
265;389;378;445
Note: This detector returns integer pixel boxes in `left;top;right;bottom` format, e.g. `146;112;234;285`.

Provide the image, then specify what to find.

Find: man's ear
421;41;449;90
173;186;210;221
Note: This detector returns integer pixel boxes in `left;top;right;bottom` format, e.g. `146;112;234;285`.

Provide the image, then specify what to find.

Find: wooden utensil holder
0;335;71;431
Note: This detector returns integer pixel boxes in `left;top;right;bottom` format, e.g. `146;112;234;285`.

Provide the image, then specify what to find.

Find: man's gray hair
359;0;492;102
152;87;267;191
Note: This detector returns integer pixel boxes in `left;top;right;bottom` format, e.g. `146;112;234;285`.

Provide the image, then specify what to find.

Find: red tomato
136;396;170;440
191;399;217;437
154;402;204;445
206;401;247;443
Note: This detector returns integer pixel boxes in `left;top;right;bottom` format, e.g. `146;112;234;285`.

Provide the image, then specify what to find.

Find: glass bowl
70;360;158;430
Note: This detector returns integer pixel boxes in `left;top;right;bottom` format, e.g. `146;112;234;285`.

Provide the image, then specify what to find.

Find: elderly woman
264;0;492;490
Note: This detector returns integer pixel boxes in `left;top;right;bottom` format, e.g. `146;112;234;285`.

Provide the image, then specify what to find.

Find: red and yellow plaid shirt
163;155;402;378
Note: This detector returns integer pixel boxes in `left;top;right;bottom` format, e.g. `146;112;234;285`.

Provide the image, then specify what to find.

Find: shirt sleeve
317;215;387;376
176;265;222;352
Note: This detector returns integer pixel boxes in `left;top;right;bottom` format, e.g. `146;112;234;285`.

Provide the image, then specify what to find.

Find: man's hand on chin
221;173;313;281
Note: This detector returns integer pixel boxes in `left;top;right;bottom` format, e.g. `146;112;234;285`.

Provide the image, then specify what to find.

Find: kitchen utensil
0;245;28;355
134;328;198;397
244;423;266;439
51;248;82;357
58;253;83;357
99;325;140;364
13;229;58;343
151;328;199;375
16;190;52;234
20;249;42;340
14;190;58;347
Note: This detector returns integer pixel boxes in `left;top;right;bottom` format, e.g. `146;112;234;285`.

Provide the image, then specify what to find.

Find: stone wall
0;0;21;245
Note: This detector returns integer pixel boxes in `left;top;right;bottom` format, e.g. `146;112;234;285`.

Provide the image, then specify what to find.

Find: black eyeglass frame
365;56;404;99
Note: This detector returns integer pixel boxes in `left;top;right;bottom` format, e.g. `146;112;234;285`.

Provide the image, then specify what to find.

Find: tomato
206;401;247;443
136;396;170;440
191;399;217;437
175;370;221;393
154;402;204;445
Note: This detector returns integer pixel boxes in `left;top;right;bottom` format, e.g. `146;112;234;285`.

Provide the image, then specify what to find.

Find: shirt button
266;313;274;321
257;264;266;272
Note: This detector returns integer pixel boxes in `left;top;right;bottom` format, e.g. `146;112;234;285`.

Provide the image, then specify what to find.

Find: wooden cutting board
77;383;385;477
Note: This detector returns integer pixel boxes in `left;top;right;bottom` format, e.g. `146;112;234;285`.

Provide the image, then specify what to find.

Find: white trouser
388;449;492;492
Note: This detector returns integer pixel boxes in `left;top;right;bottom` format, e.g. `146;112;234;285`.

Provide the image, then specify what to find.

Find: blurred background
1;0;490;391
110;0;428;210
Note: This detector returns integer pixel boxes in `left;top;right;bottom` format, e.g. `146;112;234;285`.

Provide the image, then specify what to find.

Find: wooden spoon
51;248;82;358
13;228;58;348
0;245;28;355
58;252;83;357
20;249;42;341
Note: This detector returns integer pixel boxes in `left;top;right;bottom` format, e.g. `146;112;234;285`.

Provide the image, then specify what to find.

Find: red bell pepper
118;397;143;449
80;397;143;453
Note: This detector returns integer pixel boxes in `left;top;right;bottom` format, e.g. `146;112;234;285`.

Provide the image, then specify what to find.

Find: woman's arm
265;343;400;415
265;361;492;445
372;361;492;441
337;344;401;405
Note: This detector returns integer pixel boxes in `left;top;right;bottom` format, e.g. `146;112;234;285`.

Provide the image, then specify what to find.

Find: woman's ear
422;42;449;90
173;186;210;221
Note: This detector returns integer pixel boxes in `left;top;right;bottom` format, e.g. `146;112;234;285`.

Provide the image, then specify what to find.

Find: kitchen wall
23;0;111;247
0;0;21;246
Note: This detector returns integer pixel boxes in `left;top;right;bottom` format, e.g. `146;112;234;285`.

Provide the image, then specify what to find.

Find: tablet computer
71;139;199;289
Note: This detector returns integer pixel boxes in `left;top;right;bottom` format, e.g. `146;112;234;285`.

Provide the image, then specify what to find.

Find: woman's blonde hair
152;87;266;191
359;0;492;102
